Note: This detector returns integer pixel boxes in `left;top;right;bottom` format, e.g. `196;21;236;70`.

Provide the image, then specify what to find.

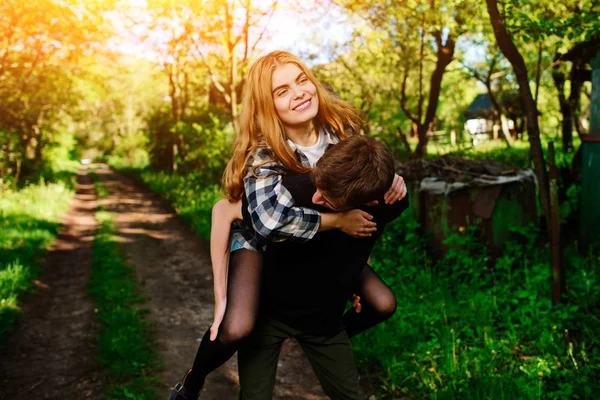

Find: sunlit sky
106;0;352;66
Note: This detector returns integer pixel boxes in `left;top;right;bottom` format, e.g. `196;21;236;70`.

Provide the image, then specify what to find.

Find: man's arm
368;193;410;224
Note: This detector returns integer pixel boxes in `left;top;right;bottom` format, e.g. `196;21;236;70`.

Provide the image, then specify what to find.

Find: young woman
168;51;405;400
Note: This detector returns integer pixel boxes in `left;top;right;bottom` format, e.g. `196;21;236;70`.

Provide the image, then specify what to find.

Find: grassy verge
0;177;75;341
88;171;160;399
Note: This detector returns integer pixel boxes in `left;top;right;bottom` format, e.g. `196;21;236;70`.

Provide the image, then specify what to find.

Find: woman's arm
244;147;374;241
319;210;377;238
383;174;407;204
209;198;242;340
244;148;321;242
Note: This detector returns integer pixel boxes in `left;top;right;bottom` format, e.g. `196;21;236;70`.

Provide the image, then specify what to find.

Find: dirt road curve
97;165;331;400
0;168;107;399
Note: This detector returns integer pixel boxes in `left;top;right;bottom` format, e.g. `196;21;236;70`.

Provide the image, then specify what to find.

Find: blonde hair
223;50;363;201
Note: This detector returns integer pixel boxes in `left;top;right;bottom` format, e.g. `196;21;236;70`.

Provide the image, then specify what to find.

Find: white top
288;130;329;167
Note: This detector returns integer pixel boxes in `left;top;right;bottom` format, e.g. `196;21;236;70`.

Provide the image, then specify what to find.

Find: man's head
312;135;395;211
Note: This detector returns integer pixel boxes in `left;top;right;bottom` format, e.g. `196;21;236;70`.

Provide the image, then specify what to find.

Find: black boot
167;370;199;400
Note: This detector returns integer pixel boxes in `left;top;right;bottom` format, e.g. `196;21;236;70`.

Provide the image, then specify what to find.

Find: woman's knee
218;320;255;345
374;292;397;319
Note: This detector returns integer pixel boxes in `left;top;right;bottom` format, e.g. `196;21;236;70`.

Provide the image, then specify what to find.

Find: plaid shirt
232;127;340;252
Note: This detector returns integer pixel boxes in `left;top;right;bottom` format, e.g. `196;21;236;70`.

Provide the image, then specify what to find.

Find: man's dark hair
313;135;395;209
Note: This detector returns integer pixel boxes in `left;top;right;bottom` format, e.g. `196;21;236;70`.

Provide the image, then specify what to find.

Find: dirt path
0;168;107;399
95;165;331;399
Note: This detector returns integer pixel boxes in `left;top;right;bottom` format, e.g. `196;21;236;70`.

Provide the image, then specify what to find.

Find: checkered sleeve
243;147;321;242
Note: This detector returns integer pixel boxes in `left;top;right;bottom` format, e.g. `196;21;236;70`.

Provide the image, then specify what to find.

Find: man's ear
312;189;326;205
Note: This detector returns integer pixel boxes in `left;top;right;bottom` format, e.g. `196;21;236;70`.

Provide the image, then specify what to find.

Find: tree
145;0;278;133
461;45;515;146
135;0;277;172
0;0;110;181
311;27;411;154
485;0;599;228
485;0;552;229
334;0;478;159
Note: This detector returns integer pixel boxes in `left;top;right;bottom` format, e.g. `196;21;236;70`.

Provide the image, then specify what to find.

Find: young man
237;135;409;399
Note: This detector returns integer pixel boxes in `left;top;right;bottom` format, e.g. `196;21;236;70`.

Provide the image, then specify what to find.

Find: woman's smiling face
271;63;319;129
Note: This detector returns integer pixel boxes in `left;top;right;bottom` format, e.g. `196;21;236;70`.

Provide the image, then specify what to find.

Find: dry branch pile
396;155;519;184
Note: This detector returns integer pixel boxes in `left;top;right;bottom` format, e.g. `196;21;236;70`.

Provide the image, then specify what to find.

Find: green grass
398;133;580;171
0;179;74;341
352;215;600;399
89;173;160;400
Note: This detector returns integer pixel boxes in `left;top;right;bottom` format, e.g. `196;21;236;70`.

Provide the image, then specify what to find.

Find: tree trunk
569;58;585;138
487;86;514;147
413;31;455;159
485;0;551;233
14;159;21;187
397;126;412;154
534;42;544;106
551;61;574;153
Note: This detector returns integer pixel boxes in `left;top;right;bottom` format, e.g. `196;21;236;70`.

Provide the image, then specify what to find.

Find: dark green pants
238;317;364;400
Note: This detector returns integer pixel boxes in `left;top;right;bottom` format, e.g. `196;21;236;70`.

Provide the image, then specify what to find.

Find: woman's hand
338;209;377;238
351;294;362;313
383;174;407;205
210;297;227;341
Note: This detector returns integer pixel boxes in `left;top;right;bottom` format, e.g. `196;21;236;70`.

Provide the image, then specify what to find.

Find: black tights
181;251;396;396
343;264;397;337
183;249;263;394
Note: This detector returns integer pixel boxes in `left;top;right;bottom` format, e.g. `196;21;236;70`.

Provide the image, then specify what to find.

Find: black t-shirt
242;172;409;334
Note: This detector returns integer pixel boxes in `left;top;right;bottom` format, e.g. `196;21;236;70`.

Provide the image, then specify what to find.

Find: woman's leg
343;264;397;338
175;249;263;397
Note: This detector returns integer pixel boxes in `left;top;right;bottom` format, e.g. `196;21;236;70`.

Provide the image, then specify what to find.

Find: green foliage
174;113;234;181
145;106;234;180
353;215;600;399
503;0;600;44
0;178;74;340
88;175;160;399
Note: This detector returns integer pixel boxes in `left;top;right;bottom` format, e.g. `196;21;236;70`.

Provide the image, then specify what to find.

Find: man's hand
383;174;407;204
210;297;227;341
338;209;377;238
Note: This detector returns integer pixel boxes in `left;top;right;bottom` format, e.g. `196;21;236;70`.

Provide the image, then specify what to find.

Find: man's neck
285;122;318;147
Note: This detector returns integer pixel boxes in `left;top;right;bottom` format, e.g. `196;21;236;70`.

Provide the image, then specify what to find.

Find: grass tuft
89;171;160;400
